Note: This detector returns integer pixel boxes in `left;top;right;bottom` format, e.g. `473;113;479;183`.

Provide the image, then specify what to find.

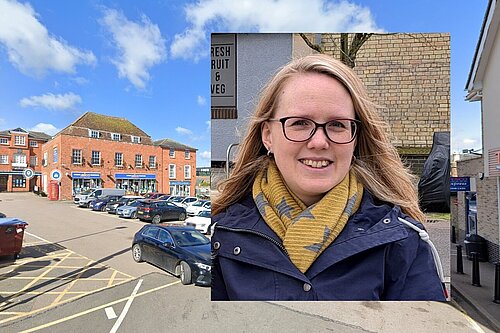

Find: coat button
303;283;311;292
233;246;241;255
213;242;220;250
383;218;391;224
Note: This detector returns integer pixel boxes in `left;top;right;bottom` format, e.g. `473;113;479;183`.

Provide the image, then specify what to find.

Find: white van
74;188;126;207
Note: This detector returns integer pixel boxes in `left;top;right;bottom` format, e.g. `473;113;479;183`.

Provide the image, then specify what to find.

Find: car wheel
132;244;143;262
178;261;192;285
131;211;137;219
152;215;161;224
100;205;106;212
178;212;186;221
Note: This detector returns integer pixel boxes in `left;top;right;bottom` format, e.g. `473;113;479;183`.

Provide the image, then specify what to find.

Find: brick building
0;128;51;193
41;112;196;200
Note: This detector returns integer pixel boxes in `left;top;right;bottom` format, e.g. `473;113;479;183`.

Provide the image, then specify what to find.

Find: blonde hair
213;54;425;222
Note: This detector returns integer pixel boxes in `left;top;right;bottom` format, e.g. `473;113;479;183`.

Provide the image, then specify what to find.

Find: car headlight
195;263;211;271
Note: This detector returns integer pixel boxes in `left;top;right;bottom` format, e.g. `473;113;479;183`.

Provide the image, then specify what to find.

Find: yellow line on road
0;291;87;295
51;259;94;305
108;270;118;287
19;280;181;333
2;276;129;281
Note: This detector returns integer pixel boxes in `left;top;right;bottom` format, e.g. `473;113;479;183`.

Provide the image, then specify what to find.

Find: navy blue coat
211;192;446;301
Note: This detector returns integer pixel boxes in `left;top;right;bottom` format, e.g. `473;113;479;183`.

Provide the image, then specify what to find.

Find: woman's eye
328;120;346;129
289;119;310;127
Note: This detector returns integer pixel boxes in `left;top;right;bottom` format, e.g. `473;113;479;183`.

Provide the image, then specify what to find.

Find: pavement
451;242;500;332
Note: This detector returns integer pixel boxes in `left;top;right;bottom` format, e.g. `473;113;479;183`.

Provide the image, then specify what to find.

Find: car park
116;200;144;219
131;224;211;286
74;188;126;207
169;196;199;208
184;210;211;234
136;200;187;223
186;200;211;216
89;195;123;212
143;193;166;200
105;195;143;214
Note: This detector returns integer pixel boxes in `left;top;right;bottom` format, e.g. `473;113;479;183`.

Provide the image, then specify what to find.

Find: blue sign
71;172;101;179
169;181;191;186
450;177;470;192
115;173;156;179
23;168;34;179
51;169;62;181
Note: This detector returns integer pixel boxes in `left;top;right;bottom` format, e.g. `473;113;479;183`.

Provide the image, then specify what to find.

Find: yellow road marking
51;259;94;305
108;270;118;287
2;277;129;281
0;291;87;295
19;280;181;333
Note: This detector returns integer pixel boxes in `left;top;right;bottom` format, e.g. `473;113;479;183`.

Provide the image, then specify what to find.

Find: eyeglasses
268;117;360;144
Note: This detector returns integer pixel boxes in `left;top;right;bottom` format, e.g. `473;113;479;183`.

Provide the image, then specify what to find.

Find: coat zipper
215;225;289;256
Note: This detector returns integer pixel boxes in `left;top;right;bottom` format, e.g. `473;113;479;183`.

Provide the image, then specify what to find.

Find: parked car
105;195;143;214
74;188;126;207
169;196;199;208
186;200;211;216
143;193;166;200
116;200;145;219
0;212;6;218
184;210;211;234
157;194;171;201
136;200;187;223
132;224;211;286
89;195;123;211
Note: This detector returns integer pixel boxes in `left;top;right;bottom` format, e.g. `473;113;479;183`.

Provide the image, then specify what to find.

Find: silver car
116;200;143;219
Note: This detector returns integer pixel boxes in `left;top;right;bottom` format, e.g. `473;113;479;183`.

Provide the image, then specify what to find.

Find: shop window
0;155;8;164
149;156;156;168
72;149;82;164
132;136;141;144
185;150;190;159
53;147;58;163
89;129;100;138
29;140;38;147
14;136;26;146
0;138;8;145
184;165;191;179
12;175;26;188
30;156;37;166
135;154;143;168
169;148;175;158
115;152;123;166
112;133;121;141
169;164;176;178
91;151;101;165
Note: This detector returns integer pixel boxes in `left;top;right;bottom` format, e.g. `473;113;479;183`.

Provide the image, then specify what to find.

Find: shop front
71;172;102;196
115;173;156;195
169;180;191;196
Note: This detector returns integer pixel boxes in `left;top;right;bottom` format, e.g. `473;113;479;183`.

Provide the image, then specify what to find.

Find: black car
89;195;123;211
132;225;211;286
105;196;142;214
136;200;186;223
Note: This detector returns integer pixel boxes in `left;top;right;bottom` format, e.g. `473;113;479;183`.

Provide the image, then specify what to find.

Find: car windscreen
198;210;211;218
170;197;183;203
191;201;205;207
170;229;210;247
80;189;93;195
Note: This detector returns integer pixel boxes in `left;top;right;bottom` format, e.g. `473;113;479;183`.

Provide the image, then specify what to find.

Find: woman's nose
306;127;330;149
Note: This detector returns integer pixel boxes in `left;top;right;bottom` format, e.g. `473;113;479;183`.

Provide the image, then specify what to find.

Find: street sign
23;168;34;179
450;177;470;192
50;169;62;181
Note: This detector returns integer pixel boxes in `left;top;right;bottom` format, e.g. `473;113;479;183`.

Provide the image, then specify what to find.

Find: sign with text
450;177;470;192
71;172;101;179
115;173;156;179
211;34;236;107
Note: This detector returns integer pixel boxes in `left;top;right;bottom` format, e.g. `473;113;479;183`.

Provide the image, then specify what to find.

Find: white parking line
104;307;117;320
109;279;143;333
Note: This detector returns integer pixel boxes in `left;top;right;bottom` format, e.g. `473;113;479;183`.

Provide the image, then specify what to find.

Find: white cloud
170;0;382;61
197;95;206;106
20;92;82;110
206;120;211;131
176;126;193;135
101;8;166;89
29;123;59;136
200;151;211;159
72;77;89;85
0;0;96;76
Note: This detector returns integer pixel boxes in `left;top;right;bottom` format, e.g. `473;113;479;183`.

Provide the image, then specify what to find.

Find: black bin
464;234;488;262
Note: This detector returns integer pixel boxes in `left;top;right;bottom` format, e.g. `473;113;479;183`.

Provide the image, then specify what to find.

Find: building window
0;138;8;145
184;150;190;159
149;156;156;168
29;140;38;147
89;129;100;138
53;147;58;163
184;165;191;179
12;175;26;188
131;136;141;144
91;151;101;165
135;154;143;168
115;152;123;167
43;152;48;166
72;149;82;164
30;156;37;166
14;136;26;146
13;154;26;165
169;148;175;158
112;133;121;141
0;155;8;164
169;164;176;178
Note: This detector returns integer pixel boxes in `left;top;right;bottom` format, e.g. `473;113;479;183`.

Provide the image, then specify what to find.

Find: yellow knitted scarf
252;161;364;273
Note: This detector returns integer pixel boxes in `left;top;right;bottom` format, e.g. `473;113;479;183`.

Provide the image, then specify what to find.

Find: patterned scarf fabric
252;161;364;273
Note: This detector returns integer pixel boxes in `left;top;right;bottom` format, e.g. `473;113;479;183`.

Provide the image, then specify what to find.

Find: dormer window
131;136;141;144
29;140;38;147
14;136;26;146
89;129;100;138
0;138;8;145
112;133;121;141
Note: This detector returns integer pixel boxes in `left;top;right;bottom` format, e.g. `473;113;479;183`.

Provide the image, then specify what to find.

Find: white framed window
13;154;26;164
115;152;123;166
72;149;82;164
135;154;143;167
0;155;8;164
43;152;48;166
30;156;37;166
89;129;100;138
149;155;156;168
14;136;26;146
131;136;141;144
112;133;121;141
169;164;176;178
184;165;191;179
184;150;190;159
53;147;58;163
0;138;8;145
91;151;101;165
169;148;175;158
29;140;38;147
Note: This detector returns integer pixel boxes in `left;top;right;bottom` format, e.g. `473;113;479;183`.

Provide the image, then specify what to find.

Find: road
0;193;494;333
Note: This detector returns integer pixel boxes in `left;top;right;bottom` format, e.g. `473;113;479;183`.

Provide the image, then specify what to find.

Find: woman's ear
261;121;272;150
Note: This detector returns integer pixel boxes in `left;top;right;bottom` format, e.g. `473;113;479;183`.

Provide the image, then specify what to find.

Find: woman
211;54;446;301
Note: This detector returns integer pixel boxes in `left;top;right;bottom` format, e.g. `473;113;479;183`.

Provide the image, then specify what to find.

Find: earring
351;155;357;164
267;149;272;157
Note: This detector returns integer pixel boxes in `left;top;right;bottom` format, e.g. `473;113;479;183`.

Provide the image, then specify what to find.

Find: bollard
472;252;481;287
456;245;464;274
451;226;456;243
494;262;500;304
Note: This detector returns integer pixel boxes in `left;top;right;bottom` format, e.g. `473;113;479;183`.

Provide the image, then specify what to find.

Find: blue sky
0;0;487;168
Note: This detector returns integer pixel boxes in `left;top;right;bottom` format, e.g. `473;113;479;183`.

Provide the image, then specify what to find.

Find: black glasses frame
268;116;360;144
